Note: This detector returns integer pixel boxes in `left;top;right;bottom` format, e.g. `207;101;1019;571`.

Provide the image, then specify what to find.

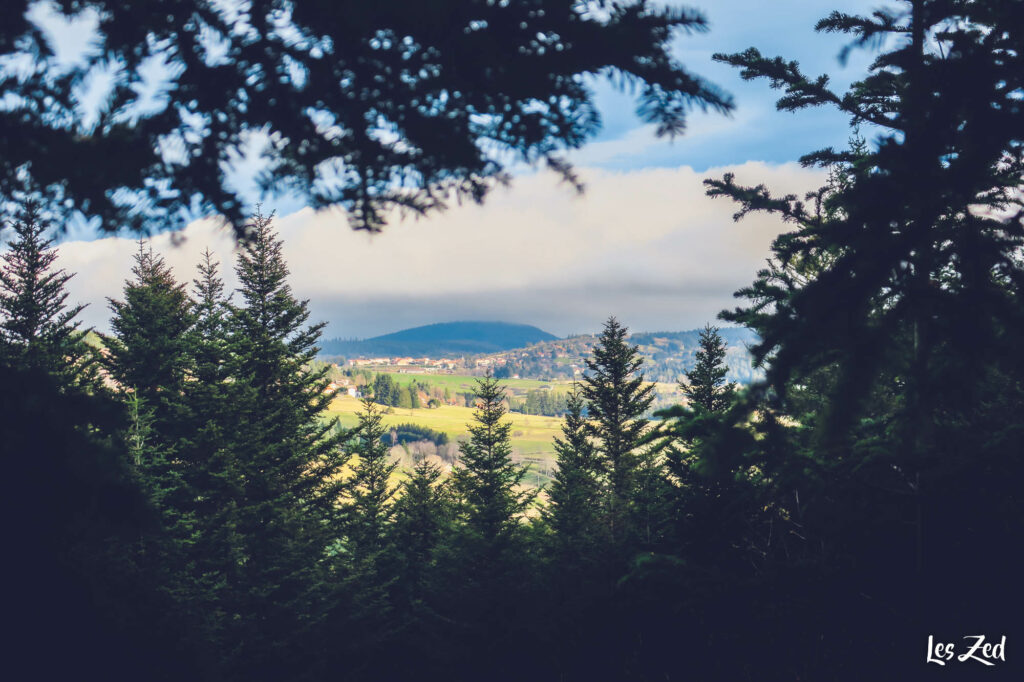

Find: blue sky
576;0;880;172
51;0;890;339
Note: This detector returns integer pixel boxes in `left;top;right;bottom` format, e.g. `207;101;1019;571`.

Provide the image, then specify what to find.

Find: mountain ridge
320;320;558;358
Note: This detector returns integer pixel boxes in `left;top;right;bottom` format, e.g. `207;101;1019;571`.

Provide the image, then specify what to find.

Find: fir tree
708;0;1024;445
436;373;537;676
180;250;239;489
327;399;399;675
178;250;246;651
451;373;535;549
544;386;603;564
189;249;231;389
391;458;450;602
225;208;347;678
180;250;236;477
342;399;398;561
681;4;1024;673
104;242;201;632
123;391;200;586
581;317;655;547
682;324;735;412
0;203;95;387
105;242;194;450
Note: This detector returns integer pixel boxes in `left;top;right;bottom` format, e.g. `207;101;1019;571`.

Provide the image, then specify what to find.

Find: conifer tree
0;203;95;387
323;398;400;674
180;250;236;477
682;324;735;412
391;458;450;602
433;373;536;676
189;250;231;389
707;0;1024;443
342;399;398;562
0;217;205;677
451;373;535;549
123;390;201;585
581;317;655;547
225;208;347;678
178;250;246;647
105;242;194;449
545;387;602;564
104;242;201;630
686;4;1024;671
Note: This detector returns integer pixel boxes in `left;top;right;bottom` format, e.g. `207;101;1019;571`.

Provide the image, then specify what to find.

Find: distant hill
480;326;761;385
320;321;558;358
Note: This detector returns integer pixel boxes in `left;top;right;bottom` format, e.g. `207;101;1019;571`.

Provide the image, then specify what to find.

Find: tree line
0;202;730;680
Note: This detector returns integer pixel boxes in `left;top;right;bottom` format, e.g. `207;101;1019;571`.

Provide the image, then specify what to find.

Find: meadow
328;371;683;487
325;393;566;486
351;369;566;395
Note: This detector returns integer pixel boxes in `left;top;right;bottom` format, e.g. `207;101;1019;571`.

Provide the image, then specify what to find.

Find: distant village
318;330;759;391
331;341;590;381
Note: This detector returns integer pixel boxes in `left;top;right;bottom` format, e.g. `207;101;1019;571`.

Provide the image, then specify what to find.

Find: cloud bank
52;162;823;339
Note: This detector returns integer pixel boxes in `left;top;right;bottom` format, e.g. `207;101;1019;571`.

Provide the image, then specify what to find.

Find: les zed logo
927;635;1006;666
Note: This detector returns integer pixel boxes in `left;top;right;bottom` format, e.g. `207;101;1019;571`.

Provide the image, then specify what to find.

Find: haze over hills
320;321;558;358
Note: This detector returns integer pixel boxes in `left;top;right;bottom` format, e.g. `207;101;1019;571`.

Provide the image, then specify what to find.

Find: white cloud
52;161;824;339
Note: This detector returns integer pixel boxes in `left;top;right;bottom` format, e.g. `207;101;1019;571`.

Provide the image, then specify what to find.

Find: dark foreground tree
1;363;205;682
1;0;731;234
694;1;1024;676
708;0;1024;443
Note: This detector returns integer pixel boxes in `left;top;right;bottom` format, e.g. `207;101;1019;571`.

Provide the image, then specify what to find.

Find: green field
325;394;565;486
327;371;683;488
354;370;570;396
362;370;680;398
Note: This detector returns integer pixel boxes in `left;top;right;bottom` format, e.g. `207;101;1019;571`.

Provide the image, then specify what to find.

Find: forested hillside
482;327;760;383
321;321;557;357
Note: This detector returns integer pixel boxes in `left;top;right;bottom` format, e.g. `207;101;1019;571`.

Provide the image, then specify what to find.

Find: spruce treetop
452;372;534;543
581;317;655;466
580;317;655;545
344;398;399;557
545;386;603;554
682;324;735;413
105;241;193;403
231;208;328;402
0;203;93;385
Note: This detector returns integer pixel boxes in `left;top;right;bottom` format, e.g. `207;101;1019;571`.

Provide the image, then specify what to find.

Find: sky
46;0;885;340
